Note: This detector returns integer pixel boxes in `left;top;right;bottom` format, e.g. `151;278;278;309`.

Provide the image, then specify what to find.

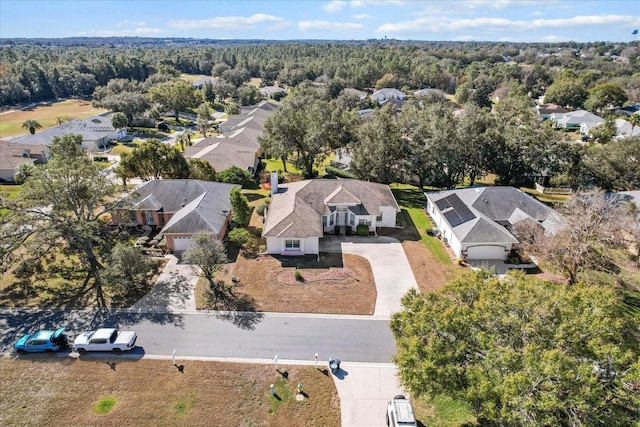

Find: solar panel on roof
439;194;476;227
435;198;450;210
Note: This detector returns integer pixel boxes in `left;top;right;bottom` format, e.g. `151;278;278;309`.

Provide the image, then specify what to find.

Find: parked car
386;395;417;427
73;328;137;355
15;327;68;354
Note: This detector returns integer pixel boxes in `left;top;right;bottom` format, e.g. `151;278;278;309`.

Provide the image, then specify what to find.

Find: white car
73;328;137;355
386;395;417;427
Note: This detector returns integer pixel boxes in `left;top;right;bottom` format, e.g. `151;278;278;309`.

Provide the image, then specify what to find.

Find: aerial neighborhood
1;2;640;425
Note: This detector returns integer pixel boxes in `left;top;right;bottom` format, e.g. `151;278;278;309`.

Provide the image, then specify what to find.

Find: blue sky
1;0;639;42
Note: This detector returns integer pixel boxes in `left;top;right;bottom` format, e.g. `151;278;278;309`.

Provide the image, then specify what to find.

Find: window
329;214;334;226
349;212;355;226
322;216;327;226
376;213;383;221
359;218;371;226
285;240;300;249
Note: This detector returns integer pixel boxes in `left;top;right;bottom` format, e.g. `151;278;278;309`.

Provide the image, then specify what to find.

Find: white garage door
465;245;508;260
172;236;193;252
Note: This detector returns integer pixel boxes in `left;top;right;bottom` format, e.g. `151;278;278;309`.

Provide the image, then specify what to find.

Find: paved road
0;309;396;363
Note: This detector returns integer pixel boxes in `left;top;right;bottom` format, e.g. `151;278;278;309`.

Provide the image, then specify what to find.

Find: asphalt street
0;309;396;363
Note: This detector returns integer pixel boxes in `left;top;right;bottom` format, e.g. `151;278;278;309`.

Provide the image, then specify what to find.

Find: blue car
15;328;68;354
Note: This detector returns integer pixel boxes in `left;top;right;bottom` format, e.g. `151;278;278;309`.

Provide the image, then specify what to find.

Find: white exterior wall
265;236;319;255
378;206;398;227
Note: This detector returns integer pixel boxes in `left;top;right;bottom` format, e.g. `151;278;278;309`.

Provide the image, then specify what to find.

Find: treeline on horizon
0;38;638;107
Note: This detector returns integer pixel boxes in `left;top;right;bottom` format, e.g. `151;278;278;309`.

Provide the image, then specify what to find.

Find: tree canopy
391;271;640;426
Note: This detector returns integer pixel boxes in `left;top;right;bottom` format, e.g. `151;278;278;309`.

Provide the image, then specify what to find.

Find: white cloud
376;14;637;34
169;14;287;31
116;20;146;28
350;0;406;8
531;11;544;17
298;20;364;32
324;1;347;12
77;27;162;37
352;13;374;19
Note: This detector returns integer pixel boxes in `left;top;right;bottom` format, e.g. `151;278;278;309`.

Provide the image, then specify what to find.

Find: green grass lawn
414;394;476;427
0;184;22;216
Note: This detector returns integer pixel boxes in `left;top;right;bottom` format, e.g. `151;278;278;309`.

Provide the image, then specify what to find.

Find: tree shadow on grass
204;282;264;330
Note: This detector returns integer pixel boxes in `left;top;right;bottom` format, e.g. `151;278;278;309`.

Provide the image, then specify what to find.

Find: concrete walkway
130;255;198;312
321;236;418;317
332;362;404;427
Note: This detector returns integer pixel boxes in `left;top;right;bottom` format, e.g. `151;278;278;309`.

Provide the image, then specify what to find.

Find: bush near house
356;225;369;236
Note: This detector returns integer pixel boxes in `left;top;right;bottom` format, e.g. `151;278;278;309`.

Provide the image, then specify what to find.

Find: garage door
172;236;193;252
465;245;508;260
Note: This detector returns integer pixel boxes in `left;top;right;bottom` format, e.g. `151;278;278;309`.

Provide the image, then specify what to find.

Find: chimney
270;171;279;195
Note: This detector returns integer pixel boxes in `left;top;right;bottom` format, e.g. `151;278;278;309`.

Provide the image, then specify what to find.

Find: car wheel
17;349;27;355
77;348;87;355
112;348;122;355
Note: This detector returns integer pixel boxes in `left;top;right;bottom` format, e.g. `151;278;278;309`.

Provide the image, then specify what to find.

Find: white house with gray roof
113;179;238;252
263;177;400;255
425;187;560;261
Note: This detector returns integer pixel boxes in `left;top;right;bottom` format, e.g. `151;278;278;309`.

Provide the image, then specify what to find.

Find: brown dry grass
199;253;376;315
0;357;339;427
403;240;464;293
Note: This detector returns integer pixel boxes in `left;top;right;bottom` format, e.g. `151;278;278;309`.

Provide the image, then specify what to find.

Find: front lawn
0;358;339;427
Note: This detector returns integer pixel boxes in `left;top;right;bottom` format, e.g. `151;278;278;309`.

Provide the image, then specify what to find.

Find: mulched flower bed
278;267;356;285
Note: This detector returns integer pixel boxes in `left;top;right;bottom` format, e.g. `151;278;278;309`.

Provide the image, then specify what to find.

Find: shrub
228;228;251;246
356;225;369;236
294;270;304;282
256;203;268;217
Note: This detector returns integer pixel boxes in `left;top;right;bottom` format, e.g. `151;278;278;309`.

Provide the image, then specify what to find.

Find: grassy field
0;100;107;138
0;357;340;427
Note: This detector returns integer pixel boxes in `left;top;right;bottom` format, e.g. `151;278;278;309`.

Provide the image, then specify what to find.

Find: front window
285;240;300;249
376;213;383;221
322;216;327;226
349;212;355;226
359;218;371;226
329;214;334;226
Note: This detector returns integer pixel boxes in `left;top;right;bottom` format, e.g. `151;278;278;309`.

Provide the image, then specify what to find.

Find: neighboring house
343;88;368;100
259;86;287;99
614;118;640;139
370;88;405;104
112;179;238;252
535;103;569;120
10;112;124;150
0;139;50;182
613;104;640;117
263;175;400;255
184;101;277;175
414;88;446;101
425;187;560;261
550;109;604;133
192;77;219;89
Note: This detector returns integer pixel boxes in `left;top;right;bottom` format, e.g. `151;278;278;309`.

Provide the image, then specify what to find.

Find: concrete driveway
321;236;418;317
332;362;405;427
130;254;198;312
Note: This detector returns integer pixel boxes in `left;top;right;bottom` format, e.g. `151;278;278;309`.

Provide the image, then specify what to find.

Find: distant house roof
614;118;640;138
535;103;569;117
10;112;118;146
259;86;287;97
127;179;238;236
614;104;640;116
551;110;603;128
414;88;446;101
263;180;400;238
370;88;405;102
343;88;368;99
426;186;561;244
192;77;219;89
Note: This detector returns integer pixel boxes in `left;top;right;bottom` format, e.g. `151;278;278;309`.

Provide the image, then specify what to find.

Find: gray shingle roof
263;179;400;238
427;186;558;244
128;180;238;235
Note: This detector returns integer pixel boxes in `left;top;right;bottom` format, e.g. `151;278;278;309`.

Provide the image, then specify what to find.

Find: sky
1;0;639;43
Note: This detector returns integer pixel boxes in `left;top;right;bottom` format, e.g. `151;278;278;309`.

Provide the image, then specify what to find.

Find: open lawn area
0;99;107;139
0;357;339;427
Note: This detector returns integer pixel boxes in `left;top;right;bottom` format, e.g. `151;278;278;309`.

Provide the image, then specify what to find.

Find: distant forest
0;37;638;107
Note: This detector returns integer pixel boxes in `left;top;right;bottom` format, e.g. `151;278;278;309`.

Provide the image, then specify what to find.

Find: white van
386;395;417;427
